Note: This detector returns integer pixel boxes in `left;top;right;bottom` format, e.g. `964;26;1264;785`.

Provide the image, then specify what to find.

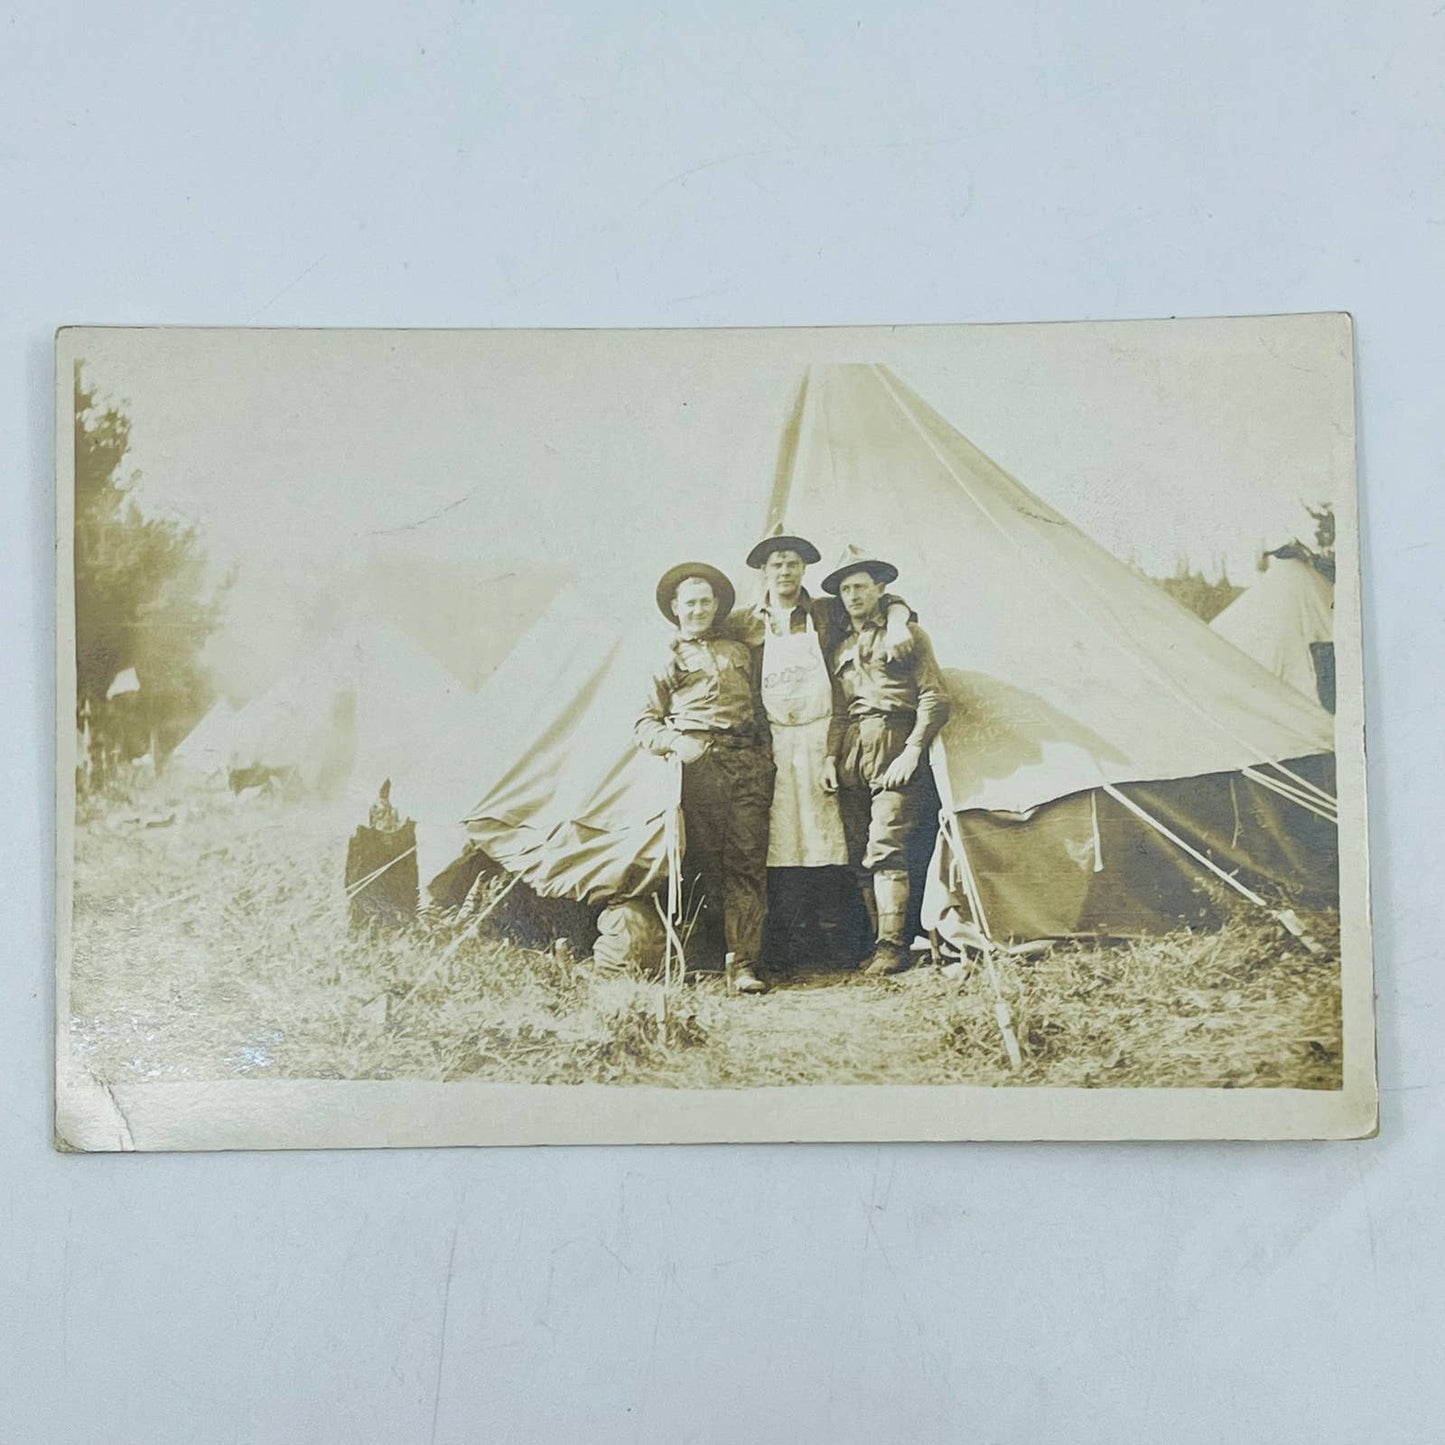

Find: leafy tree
1304;501;1336;581
73;365;230;777
1147;557;1242;623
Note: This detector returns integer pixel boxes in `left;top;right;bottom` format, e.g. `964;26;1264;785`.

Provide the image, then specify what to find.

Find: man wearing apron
730;533;916;972
636;562;775;995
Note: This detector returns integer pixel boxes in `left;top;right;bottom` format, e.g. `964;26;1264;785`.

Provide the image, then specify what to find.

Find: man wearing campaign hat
728;529;917;972
635;562;774;994
820;545;952;976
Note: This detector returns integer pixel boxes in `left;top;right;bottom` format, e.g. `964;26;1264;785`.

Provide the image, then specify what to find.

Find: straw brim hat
655;562;736;624
745;533;822;570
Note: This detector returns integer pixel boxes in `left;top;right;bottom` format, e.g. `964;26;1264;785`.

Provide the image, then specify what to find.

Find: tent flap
950;756;1338;939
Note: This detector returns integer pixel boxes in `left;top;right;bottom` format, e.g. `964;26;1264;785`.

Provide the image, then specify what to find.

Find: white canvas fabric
453;365;1336;905
457;587;679;902
212;620;475;802
169;699;244;778
1211;556;1335;698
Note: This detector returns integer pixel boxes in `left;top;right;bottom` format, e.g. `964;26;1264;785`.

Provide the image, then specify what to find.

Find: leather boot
864;870;912;976
726;953;768;995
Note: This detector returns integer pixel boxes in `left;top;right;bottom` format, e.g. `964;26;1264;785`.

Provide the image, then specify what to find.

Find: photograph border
53;319;1378;1150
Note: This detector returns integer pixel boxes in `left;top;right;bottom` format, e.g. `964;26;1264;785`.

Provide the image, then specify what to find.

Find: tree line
1143;503;1336;623
74;367;230;788
71;368;1338;786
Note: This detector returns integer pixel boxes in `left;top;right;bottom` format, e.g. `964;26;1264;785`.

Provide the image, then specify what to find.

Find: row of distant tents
169;364;1340;942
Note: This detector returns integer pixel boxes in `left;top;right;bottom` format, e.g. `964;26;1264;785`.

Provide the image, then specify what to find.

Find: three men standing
635;537;950;989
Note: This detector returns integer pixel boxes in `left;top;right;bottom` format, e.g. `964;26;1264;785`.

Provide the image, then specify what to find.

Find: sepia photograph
54;318;1375;1148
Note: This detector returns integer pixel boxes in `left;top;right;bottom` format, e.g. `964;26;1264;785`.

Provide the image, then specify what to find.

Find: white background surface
3;3;1441;1441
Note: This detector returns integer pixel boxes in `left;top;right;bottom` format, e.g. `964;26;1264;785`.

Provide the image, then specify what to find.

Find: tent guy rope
1101;784;1324;955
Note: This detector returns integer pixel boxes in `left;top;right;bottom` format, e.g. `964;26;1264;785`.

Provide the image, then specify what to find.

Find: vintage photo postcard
54;318;1376;1149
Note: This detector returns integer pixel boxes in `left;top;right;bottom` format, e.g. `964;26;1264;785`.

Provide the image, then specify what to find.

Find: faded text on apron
760;614;849;867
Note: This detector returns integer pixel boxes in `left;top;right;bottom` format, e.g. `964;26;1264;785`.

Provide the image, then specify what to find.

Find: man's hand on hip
670;735;708;765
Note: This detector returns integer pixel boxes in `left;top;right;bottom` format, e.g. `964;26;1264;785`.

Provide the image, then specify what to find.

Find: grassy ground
67;778;1343;1090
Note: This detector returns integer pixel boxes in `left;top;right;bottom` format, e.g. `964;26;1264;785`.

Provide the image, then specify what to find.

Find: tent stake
1101;784;1323;955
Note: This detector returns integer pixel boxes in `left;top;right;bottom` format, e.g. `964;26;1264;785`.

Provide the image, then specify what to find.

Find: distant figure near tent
1211;552;1336;713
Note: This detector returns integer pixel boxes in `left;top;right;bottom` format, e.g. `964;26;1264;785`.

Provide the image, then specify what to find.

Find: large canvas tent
450;364;1338;941
451;587;679;904
1211;554;1335;710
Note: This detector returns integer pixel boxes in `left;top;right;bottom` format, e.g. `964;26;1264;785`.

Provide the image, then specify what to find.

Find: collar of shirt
847;605;888;635
754;589;811;634
670;629;728;660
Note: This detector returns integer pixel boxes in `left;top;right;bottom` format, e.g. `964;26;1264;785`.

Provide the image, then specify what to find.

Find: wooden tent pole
929;746;1023;1072
661;762;685;993
947;815;1024;1073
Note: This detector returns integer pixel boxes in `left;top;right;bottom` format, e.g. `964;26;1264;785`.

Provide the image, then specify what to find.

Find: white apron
760;614;849;867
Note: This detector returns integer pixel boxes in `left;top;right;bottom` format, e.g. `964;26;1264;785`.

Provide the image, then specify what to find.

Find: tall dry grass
67;778;1343;1090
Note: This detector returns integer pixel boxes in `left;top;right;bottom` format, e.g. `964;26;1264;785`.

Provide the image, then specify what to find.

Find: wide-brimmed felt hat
655;562;736;624
820;544;900;596
745;528;822;570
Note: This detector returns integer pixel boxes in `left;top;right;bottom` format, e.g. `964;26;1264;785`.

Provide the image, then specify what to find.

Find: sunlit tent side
772;364;1337;940
168;697;245;781
448;364;1339;943
1211;554;1336;712
444;586;678;906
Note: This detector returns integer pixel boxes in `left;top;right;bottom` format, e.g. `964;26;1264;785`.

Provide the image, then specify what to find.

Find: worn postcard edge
51;318;1378;1151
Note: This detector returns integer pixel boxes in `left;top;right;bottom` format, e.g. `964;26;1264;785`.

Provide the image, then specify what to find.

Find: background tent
358;552;568;691
452;364;1339;940
168;698;244;780
1211;554;1335;710
213;620;477;804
